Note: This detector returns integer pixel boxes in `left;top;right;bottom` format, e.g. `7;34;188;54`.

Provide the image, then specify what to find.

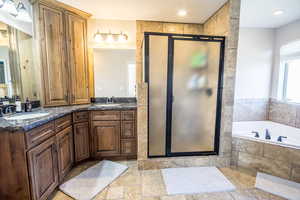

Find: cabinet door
56;126;74;182
27;137;58;200
121;139;137;156
65;13;90;104
39;5;69;106
91;121;120;157
121;121;136;138
74;122;90;162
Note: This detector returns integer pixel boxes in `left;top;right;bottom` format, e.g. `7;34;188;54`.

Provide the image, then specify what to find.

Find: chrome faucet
106;96;115;104
277;136;287;142
251;131;259;138
265;129;271;140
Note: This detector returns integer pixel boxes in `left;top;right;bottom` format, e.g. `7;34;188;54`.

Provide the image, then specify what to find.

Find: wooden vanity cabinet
39;4;69;106
73;111;90;162
27;136;59;200
35;0;91;107
56;126;74;182
66;13;90;105
26;114;73;200
91;110;137;159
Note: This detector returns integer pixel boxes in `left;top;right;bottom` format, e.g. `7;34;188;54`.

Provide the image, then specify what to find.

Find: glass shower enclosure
144;32;225;157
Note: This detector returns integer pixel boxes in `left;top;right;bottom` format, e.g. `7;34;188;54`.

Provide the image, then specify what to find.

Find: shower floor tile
50;160;287;200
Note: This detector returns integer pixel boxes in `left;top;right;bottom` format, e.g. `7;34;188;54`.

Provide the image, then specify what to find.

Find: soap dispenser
15;96;22;113
3;96;9;105
25;98;32;112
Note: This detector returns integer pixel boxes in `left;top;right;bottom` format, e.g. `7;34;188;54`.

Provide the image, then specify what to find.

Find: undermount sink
4;112;50;120
95;104;121;107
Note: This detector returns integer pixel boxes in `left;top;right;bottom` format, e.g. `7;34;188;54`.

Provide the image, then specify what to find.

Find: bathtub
232;121;300;149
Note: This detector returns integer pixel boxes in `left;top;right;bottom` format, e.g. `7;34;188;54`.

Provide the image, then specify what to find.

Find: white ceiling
240;0;300;28
57;0;227;24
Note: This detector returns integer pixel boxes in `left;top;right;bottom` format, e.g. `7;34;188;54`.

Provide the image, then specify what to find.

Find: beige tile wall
136;0;241;170
232;137;300;183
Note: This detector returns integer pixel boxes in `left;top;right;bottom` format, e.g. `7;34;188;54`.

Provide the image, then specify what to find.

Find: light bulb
16;2;32;22
118;33;127;43
178;9;187;17
94;31;103;43
2;0;18;16
106;33;114;43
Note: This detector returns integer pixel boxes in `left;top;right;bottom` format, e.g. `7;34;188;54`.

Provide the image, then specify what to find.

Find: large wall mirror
0;5;39;102
93;48;136;97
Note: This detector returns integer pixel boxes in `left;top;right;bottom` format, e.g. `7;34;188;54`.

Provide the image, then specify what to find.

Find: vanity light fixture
16;2;32;22
273;9;284;16
2;0;18;15
94;30;103;43
94;30;128;43
178;9;187;17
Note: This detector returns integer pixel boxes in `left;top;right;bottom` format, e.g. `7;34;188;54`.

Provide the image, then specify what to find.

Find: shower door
145;33;225;157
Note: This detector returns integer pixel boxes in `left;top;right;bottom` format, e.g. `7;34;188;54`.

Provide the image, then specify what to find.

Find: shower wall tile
233;99;269;122
136;0;241;170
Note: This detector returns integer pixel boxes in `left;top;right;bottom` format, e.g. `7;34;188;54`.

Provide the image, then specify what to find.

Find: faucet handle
251;131;259;138
277;136;287;142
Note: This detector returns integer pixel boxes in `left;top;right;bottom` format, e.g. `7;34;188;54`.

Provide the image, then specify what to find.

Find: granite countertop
0;103;137;132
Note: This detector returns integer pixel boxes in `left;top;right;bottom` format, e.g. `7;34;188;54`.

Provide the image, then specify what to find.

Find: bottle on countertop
3;96;9;105
25;98;32;112
15;96;22;113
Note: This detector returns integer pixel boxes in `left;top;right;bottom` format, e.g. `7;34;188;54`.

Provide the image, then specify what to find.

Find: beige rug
59;160;128;200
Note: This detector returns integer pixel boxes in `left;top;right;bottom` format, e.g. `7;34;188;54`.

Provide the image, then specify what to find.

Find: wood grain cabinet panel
91;121;120;157
27;137;58;200
121;139;136;155
66;13;90;105
121;121;135;138
39;5;69;106
73;111;89;123
74;122;90;162
91;111;121;121
121;110;136;121
56;126;74;182
54;114;72;133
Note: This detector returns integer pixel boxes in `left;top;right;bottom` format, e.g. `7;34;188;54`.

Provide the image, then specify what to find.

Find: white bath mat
255;172;300;200
162;167;236;195
59;160;128;200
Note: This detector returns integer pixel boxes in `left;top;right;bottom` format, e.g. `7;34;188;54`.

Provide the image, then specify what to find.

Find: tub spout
251;131;259;138
277;136;287;142
265;129;271;140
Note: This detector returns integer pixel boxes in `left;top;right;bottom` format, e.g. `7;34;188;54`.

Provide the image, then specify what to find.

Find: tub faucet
277;136;287;142
251;131;259;138
265;129;271;140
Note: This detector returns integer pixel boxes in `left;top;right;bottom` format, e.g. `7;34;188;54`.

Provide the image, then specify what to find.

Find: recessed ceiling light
178;9;187;17
273;10;284;16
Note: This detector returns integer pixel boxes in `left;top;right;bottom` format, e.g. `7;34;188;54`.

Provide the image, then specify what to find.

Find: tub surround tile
232;137;300;183
269;99;297;127
233;99;269;122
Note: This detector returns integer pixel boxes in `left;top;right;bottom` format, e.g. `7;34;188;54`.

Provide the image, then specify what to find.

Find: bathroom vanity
0;104;137;200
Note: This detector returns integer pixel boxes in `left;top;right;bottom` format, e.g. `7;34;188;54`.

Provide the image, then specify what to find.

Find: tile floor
50;160;287;200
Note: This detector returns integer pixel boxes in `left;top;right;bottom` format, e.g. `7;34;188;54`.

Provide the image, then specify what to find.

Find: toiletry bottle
15;96;22;113
25;98;32;112
3;96;9;105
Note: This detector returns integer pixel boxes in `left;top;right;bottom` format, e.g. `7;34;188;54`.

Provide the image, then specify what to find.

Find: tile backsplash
234;98;300;128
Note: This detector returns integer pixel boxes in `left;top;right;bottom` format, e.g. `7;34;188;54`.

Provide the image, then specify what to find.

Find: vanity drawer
55;114;72;132
121;110;135;121
25;122;55;149
91;111;120;121
73;111;89;123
